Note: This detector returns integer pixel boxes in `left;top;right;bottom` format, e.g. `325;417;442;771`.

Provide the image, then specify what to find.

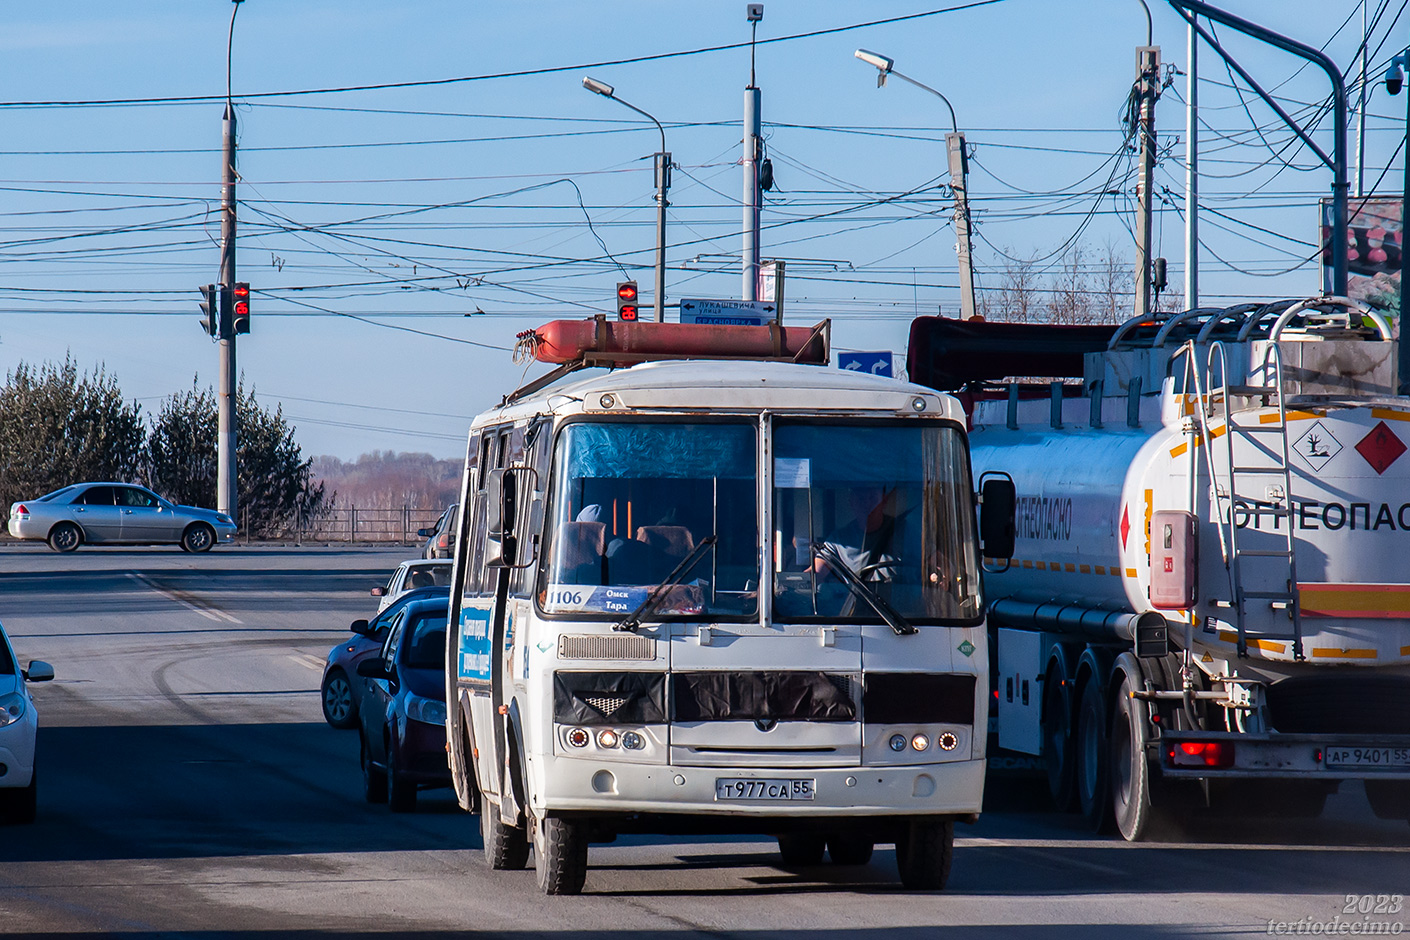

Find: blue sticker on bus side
459;606;492;682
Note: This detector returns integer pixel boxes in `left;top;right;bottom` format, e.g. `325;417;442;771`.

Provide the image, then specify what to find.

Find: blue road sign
838;351;893;377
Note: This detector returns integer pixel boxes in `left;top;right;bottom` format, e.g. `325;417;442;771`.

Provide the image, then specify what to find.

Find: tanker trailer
911;297;1410;840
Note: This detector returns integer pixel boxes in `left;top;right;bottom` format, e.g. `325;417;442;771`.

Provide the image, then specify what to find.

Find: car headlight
404;693;446;727
0;692;26;727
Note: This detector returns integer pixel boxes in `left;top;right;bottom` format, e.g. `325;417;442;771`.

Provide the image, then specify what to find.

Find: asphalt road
0;543;1406;939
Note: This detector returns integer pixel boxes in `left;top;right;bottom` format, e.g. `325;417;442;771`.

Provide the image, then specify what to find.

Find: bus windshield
772;420;982;625
539;420;759;619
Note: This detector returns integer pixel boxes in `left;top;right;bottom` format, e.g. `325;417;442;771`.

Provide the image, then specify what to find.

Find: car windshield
772;420;982;625
404;563;451;590
402;611;448;669
539;420;759;619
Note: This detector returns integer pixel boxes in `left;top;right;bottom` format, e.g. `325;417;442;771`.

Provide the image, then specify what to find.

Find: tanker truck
909;297;1410;840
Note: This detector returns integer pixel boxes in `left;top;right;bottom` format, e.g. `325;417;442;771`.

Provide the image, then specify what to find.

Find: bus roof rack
504;314;831;404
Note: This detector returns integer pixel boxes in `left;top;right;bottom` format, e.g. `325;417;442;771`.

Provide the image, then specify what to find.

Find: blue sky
1;1;1403;459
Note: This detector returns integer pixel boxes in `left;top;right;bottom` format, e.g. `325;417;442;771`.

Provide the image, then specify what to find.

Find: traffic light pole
1134;46;1160;320
217;102;238;522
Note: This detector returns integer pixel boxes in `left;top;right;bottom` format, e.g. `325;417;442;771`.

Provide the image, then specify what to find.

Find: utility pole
948;133;977;319
217;0;242;521
1134;45;1161;319
1185;23;1199;309
743;4;763;301
653;152;670;322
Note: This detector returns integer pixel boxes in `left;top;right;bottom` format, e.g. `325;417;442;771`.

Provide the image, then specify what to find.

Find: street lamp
854;50;974;319
582;76;669;322
1384;52;1410;394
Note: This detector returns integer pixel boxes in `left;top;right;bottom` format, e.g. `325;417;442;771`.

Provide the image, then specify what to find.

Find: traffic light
616;281;638;321
232;282;251;334
198;284;217;336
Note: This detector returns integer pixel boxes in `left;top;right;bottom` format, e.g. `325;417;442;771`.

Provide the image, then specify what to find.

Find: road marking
289;653;325;672
126;572;243;624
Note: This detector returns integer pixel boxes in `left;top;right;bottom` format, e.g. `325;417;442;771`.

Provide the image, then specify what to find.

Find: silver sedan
6;483;237;553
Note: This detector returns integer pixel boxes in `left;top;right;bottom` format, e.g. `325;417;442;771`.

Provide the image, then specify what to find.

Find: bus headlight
621;731;645;750
889;734;907;752
910;733;930;751
938;732;959;751
597;729;619;748
566;727;590;748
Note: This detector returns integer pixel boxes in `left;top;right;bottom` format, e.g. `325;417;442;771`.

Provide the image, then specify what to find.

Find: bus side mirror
978;475;1016;560
485;467;538;569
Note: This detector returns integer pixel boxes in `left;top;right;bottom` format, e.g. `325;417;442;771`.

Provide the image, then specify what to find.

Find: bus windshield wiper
615;535;718;633
811;542;917;636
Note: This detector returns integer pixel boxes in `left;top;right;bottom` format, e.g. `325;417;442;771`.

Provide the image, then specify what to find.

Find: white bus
445;324;1014;894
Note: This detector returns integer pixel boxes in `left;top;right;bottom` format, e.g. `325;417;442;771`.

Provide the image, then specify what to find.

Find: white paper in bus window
774;457;811;489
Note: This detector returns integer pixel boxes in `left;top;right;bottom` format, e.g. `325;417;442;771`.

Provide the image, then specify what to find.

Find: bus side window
507;423;544;598
466;431;497;596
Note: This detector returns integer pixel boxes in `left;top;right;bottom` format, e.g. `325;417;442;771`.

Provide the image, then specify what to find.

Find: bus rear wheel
480;803;529;871
534;815;587;895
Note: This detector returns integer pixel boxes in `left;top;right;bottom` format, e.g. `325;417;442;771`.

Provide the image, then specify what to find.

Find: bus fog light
597;729;619;748
889;734;907;752
937;732;958;751
621;731;644;750
566;727;590;748
910;733;930;751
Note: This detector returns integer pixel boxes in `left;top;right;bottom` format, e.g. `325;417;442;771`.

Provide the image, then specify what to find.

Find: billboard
1322;196;1402;316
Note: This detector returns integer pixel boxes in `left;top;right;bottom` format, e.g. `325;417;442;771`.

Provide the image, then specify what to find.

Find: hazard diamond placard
1354;421;1407;475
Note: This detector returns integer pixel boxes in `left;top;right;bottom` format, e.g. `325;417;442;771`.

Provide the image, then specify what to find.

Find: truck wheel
1042;662;1077;812
1111;670;1175;841
480;802;530;870
1365;780;1410;821
827;832;874;865
776;833;826;866
895;819;953;891
534;815;588;895
1076;678;1112;832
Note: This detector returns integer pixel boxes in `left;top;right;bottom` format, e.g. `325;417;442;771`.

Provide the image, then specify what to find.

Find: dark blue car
355;596;452;811
321;585;450;729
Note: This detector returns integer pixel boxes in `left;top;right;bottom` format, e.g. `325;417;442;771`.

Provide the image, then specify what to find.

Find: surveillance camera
747;4;763;22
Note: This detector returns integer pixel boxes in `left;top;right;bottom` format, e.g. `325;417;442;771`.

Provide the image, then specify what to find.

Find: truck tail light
1167;740;1235;768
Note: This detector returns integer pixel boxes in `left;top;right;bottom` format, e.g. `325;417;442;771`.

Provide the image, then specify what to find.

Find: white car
0;620;54;824
371;559;452;613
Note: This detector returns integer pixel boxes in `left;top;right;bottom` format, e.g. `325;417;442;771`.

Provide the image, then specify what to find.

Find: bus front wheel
534;815;588;895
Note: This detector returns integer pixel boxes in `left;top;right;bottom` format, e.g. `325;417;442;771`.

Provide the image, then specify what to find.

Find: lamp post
855;50;977;320
1384;52;1410;395
583;77;669;322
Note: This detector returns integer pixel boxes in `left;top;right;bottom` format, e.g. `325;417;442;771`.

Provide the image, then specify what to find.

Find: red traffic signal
232;282;251;334
616;281;638;321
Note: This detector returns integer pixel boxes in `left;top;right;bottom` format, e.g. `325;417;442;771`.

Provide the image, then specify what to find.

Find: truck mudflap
1158;730;1410;779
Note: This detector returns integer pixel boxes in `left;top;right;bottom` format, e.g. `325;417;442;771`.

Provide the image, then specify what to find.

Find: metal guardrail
243;506;445;543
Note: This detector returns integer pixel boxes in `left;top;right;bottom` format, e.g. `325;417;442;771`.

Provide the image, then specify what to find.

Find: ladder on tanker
1184;341;1305;661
